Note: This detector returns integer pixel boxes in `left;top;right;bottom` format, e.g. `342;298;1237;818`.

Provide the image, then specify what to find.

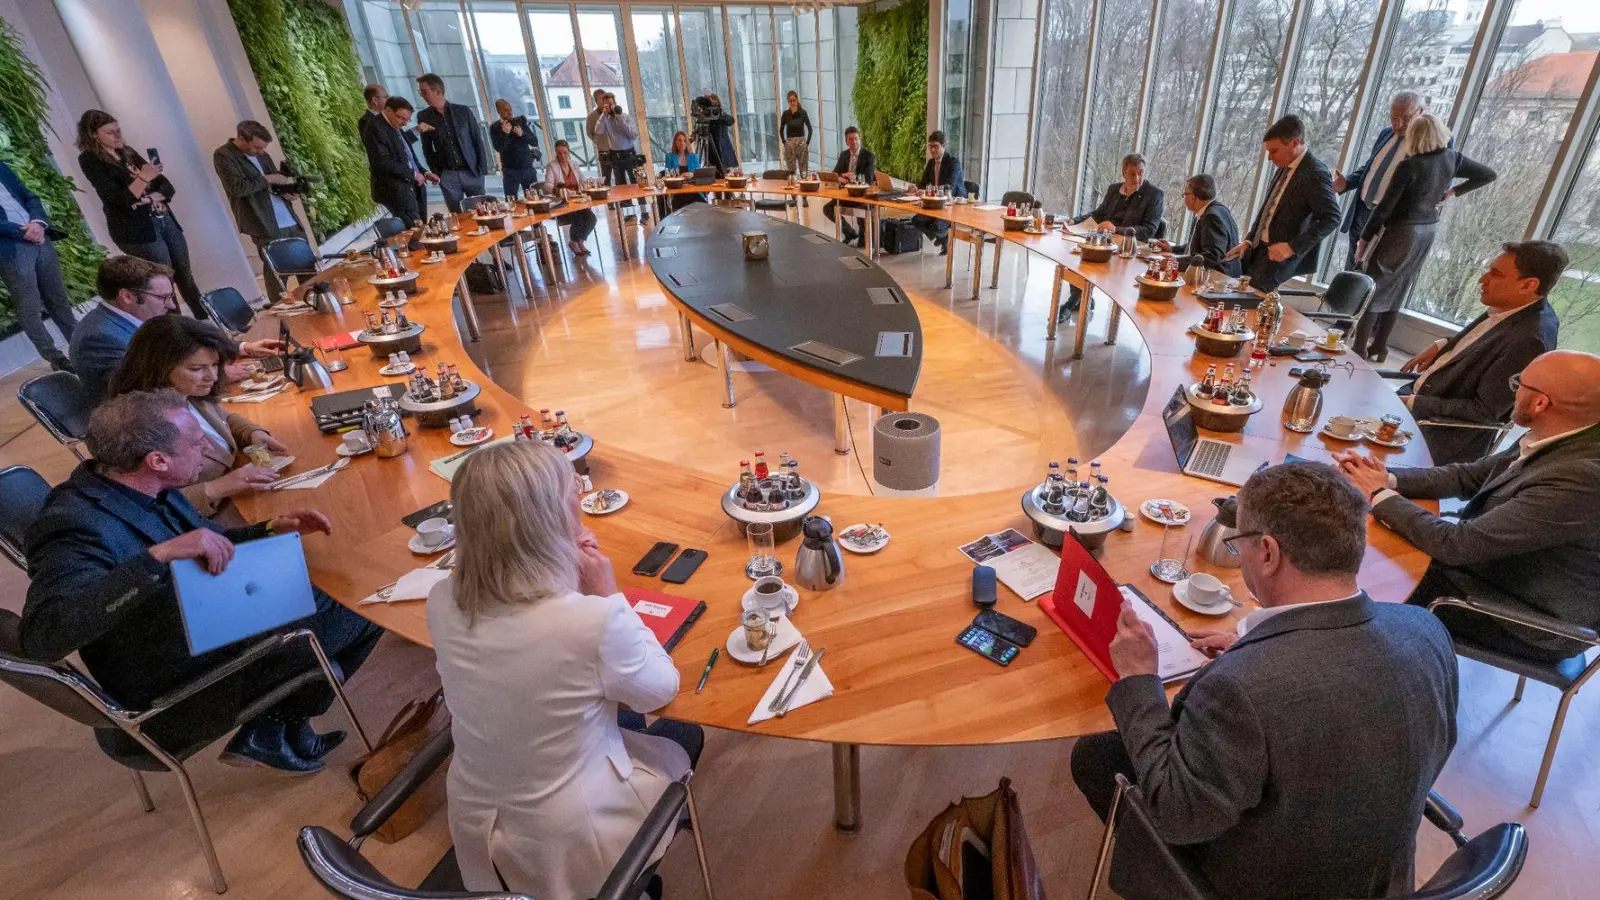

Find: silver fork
374;550;456;600
767;641;811;713
267;458;345;490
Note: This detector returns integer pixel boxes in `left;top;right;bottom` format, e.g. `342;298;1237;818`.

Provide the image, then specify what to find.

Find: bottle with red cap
753;451;769;479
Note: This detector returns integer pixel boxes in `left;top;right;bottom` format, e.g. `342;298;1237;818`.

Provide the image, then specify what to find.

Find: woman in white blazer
427;440;702;900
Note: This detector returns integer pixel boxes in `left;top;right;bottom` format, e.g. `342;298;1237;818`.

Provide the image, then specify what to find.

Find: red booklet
1037;537;1124;682
315;330;363;352
622;587;707;652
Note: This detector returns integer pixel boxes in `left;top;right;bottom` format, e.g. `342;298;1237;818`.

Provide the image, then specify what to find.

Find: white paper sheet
1064;217;1099;236
958;528;1059;601
1120;585;1207;682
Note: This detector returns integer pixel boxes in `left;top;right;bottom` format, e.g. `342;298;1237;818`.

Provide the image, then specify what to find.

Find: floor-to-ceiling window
1079;0;1152;213
1143;0;1221;236
1549;129;1600;353
1201;0;1294;218
467;0;545;163
524;5;597;168
729;6;781;171
631;6;686;166
1283;0;1384;154
1030;0;1093;210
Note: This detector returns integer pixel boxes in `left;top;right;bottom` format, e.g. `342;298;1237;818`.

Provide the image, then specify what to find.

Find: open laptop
1162;385;1272;486
173;533;317;655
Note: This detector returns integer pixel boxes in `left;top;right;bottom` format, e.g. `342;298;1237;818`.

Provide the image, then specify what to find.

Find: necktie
1361;134;1403;207
1256;167;1290;244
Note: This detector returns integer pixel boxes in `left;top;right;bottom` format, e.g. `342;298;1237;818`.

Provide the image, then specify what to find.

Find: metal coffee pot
284;345;334;390
1283;366;1331;432
1196;495;1242;568
307;280;338;314
794;516;845;592
362;396;409;459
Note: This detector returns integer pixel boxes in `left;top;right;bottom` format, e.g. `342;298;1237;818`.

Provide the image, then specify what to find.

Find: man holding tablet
21;389;382;774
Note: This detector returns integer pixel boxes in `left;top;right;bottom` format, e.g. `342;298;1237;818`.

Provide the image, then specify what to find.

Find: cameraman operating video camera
587;91;641;216
690;94;739;177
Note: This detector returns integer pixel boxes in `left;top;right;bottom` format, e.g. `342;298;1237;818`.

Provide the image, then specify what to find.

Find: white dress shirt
0;178;40;227
1411;307;1518;394
98;298;144;329
1255;149;1306;244
1237;592;1363;637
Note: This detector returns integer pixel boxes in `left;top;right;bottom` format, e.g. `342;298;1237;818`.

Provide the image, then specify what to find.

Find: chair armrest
1429;596;1600;645
1299;311;1350;322
1424;791;1467;847
594;780;690;900
348;727;455;841
1274;288;1321;298
1373;368;1420;382
130;629;321;724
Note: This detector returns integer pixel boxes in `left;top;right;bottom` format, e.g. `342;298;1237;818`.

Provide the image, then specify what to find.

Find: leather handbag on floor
348;688;450;843
905;777;1047;900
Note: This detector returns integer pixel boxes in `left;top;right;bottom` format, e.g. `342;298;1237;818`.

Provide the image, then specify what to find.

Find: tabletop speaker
873;412;940;491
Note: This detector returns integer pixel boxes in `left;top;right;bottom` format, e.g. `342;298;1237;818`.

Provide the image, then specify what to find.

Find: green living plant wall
227;0;374;238
0;18;106;331
853;0;929;182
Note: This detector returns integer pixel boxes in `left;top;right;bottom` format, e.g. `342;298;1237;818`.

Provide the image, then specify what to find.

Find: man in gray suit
1072;463;1457;900
1338;349;1600;664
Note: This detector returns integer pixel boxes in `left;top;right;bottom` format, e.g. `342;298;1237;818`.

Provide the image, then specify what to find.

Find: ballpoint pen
695;648;720;694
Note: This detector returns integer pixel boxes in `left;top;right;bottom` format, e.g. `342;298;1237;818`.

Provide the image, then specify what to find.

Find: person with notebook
20;389;382;774
426;440;703;900
1070;462;1457;900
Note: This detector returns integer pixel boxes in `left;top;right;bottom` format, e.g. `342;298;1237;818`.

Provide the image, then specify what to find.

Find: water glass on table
746;522;781;579
1151;523;1191;583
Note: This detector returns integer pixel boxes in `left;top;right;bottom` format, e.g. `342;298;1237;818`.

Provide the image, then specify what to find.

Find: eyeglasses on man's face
1508;372;1548;398
1222;531;1264;553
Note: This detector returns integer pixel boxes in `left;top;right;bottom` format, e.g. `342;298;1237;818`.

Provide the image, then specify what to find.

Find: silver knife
438;443;485;466
774;647;825;717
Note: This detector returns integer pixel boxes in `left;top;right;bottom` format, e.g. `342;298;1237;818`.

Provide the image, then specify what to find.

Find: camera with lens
272;159;320;196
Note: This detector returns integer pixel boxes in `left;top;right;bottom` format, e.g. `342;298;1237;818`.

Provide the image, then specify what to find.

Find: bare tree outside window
1079;0;1153;213
1031;0;1093;210
1202;0;1293;215
1285;0;1383;153
1144;0;1221;236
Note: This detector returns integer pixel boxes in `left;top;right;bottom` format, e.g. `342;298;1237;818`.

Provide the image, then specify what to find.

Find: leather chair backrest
1406;823;1527;900
1001;191;1036;207
263;238;320;278
201;286;255;334
0;610;122;730
0;466;50;570
761;169;790;180
18;372;92;444
876;171;893;191
297;825;530;900
374;217;408;240
1321;271;1376;318
963;180;979;199
462;195;493;211
1154;219;1168;241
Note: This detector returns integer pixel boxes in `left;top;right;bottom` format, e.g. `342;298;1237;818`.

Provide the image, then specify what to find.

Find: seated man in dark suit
1389;240;1562;465
1059;152;1167;319
1226;115;1340;292
910;131;967;254
1151;174;1240;277
69;256;282;406
363;96;438;226
1336;349;1600;666
823;125;877;247
21;389;383;773
1072;462;1457;900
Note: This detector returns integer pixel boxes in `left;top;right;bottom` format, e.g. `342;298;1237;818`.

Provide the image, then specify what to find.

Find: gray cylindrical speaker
873;412;941;490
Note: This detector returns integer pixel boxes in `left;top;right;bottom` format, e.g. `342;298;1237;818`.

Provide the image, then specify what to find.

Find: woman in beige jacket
104;315;283;520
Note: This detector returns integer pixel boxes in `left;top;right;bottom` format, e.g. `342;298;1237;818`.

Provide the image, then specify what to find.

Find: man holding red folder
1070;463;1458;900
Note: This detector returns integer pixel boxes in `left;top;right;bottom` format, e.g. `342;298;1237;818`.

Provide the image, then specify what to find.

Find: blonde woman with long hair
427;441;703;900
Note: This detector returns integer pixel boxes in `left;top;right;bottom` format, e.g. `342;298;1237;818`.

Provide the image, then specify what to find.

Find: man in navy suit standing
1334;90;1425;272
0;159;77;371
1227;115;1340;292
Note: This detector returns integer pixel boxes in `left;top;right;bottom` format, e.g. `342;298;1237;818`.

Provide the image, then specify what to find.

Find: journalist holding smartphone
76;109;207;319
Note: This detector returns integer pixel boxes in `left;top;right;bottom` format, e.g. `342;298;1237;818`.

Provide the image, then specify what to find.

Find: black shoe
218;720;325;775
288;717;348;761
48;356;75;374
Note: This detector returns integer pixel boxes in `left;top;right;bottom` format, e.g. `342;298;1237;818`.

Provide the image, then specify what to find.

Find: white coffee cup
1284;331;1308;348
1186;572;1226;607
742;576;796;616
342;430;372;452
1327;415;1360;438
417;517;454;549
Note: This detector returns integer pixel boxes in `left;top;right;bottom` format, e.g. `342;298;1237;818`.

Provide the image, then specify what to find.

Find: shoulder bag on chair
905;777;1048;900
348;687;450;843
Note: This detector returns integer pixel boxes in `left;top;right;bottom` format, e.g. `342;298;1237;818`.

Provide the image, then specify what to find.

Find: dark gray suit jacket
1377;424;1600;655
212;140;293;240
1171;202;1240;276
1403;298;1559;465
1106;595;1457;900
67;302;141;406
1242;151;1340;290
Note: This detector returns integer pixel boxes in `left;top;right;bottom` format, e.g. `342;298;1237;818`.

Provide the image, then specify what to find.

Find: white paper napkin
358;567;450;605
224;386;289;404
268;457;350;490
264;302;314;317
748;647;834;724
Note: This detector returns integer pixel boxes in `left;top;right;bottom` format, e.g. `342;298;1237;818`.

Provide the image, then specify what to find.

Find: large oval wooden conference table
235;179;1434;832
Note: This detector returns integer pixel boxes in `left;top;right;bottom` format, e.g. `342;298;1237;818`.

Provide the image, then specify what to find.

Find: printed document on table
957;528;1059;600
1064;217;1099;236
1119;585;1207;682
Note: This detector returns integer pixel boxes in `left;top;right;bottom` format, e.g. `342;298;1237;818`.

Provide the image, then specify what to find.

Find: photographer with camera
588;91;641;217
212;120;306;305
491;98;543;199
691;93;739;177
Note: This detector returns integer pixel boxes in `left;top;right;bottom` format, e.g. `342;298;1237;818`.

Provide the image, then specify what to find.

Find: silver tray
1021;483;1125;538
399;380;481;412
357;323;426;343
720;480;820;525
1185;384;1263;416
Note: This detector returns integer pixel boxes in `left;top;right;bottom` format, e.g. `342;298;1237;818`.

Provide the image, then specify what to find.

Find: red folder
1037;537;1124;682
315;331;363;352
622;587;706;652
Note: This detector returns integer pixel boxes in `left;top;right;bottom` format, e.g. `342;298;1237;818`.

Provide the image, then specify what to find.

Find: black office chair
1087;773;1527;900
1428;591;1600;807
298;728;717;900
1277;270;1375;334
374;216;408;240
0;612;371;894
263;237;322;297
755;169;793;217
0;465;50;570
963;180;979;200
200;286;255;335
18;371;92;460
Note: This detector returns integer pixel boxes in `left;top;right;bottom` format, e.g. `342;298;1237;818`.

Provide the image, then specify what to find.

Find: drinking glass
1151;524;1191;583
746;522;781;579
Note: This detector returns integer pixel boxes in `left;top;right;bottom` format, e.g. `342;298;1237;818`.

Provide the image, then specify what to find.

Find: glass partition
525;4;597;169
729;6;781;171
632;6;687;167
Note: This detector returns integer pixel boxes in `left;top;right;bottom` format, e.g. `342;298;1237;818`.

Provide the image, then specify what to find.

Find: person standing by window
77;110;206;319
490;99;542;200
416;73;489;213
212;121;306;306
781;91;813;207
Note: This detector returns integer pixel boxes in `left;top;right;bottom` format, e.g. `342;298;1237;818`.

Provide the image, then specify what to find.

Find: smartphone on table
956;625;1019;666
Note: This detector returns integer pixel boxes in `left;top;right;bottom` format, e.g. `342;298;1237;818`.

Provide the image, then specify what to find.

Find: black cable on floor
843;400;875;496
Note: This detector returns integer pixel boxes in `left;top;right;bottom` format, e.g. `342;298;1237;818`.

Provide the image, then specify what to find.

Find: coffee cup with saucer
742;575;799;616
1322;415;1365;440
337;430;373;456
1283;331;1308;349
1174;572;1233;616
411;517;455;554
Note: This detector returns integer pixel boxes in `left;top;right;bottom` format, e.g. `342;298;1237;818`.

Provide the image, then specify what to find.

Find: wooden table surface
235;180;1433;747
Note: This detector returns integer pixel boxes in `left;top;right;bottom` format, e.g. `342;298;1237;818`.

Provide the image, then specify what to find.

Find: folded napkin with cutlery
359;566;451;604
268;457;350;490
748;646;833;724
224;386;289;404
